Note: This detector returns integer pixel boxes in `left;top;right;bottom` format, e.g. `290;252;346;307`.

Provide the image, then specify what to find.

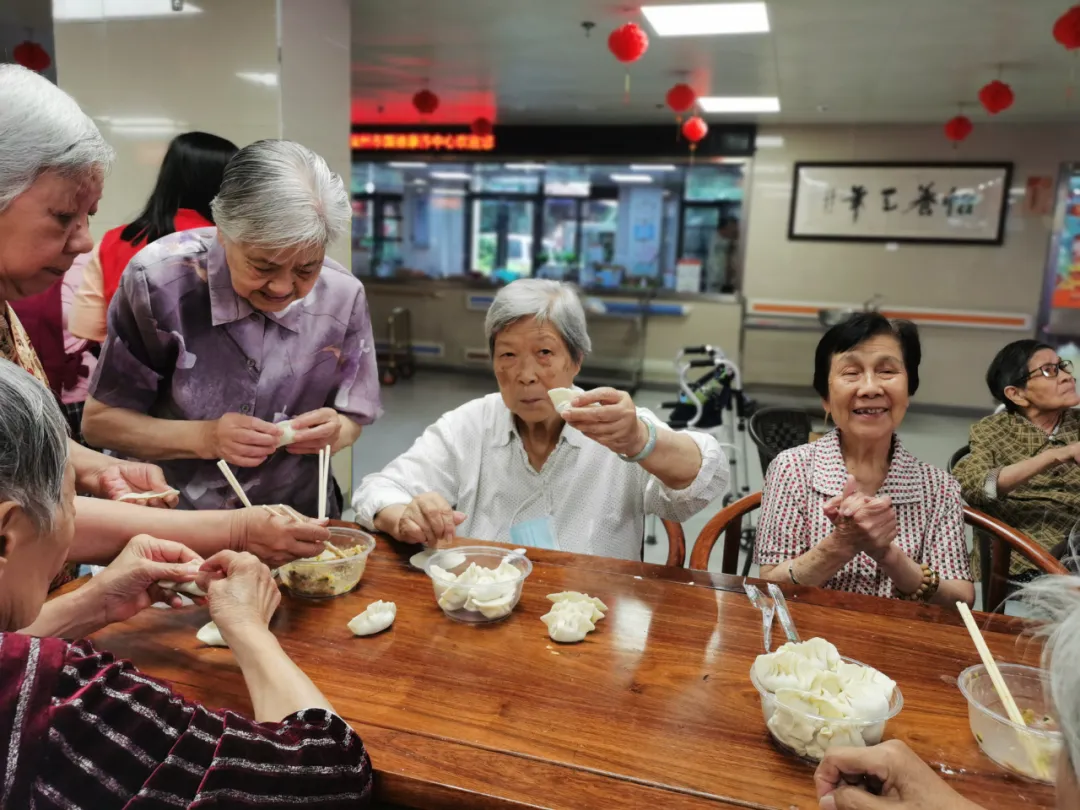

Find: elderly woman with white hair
0;359;372;807
353;279;728;559
812;577;1080;809
0;65;330;579
82;139;382;517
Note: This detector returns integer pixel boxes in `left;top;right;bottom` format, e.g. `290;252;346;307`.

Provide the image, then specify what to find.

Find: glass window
472;164;540;194
539;199;579;280
684;164;745;202
351;199;374;277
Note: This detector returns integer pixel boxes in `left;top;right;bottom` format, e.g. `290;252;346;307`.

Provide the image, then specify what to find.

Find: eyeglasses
1020;359;1073;383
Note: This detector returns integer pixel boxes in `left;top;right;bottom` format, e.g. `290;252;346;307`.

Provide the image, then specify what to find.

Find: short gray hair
1022;575;1080;785
211;139;350;251
0;360;69;531
0;64;114;211
484;279;592;363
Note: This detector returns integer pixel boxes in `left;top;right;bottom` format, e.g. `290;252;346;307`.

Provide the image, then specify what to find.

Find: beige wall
742;123;1080;409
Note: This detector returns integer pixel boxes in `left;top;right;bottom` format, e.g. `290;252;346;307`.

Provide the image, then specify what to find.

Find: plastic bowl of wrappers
425;546;532;623
279;527;376;599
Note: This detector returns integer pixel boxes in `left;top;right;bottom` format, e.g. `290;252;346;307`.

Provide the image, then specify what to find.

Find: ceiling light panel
698;96;780;113
641;3;769;37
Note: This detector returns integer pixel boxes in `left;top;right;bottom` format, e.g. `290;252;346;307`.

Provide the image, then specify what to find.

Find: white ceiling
351;0;1080;126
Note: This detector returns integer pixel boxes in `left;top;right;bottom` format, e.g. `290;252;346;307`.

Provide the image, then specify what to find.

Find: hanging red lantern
682;115;708;160
1054;5;1080;49
666;83;697;115
608;22;649;102
470;117;493;137
977;80;1014;115
944;115;973;144
13;41;50;73
412;89;439;116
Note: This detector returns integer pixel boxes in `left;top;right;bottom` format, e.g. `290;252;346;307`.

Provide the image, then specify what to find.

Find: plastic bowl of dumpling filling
279;527;376;599
750;637;904;763
957;663;1061;784
425;546;532;623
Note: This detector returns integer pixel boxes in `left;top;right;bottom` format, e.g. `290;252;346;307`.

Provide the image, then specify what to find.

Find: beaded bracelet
895;562;940;602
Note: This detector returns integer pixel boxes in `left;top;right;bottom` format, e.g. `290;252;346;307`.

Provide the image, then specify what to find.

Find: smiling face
0;170;102;301
1004;348;1080;417
492;316;581;425
824;334;910;444
219;234;325;313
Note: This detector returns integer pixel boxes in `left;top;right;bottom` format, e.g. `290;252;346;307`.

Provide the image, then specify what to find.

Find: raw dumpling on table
196;621;228;648
541;591;606;643
347;600;397;636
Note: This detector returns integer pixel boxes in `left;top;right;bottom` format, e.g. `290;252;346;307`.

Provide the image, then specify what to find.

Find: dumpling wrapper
547;387;578;414
276;420;297;448
347;600;397;636
752;649;826;693
541;599;600;643
115;488;180;502
196;621;228;647
547;591;607;622
158;580;207;598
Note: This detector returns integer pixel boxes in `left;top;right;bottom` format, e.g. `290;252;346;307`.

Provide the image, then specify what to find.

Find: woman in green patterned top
954;340;1080;582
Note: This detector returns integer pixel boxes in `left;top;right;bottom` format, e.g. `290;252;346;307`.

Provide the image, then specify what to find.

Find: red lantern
607;23;649;63
470;117;493;137
944;115;973;144
978;80;1014;115
682;116;708;144
412;89;439;116
13;41;50;73
1054;5;1080;49
666;83;697;115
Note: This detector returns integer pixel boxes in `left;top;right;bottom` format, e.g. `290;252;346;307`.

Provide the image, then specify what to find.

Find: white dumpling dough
276;420;297;448
431;560;522;616
196;621;227;647
115;488;180;502
547;387;578;414
541;592;606;643
347;600;397;636
158;580;207;598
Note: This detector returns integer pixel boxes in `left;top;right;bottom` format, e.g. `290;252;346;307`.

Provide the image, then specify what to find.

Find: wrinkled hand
87;535;204;625
824;476;897;562
85;459;178;508
1054;441;1080;466
233;507;330;566
285;408;343;454
815;740;982;810
386;492;466;547
197;551;280;640
203;413;279;468
560;387;647;457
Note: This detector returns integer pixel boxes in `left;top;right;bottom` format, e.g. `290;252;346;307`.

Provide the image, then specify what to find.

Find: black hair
120;131;238;246
812;312;921;398
985;339;1054;413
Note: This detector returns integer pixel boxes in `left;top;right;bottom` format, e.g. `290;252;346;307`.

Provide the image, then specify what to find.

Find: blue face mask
509;515;558;550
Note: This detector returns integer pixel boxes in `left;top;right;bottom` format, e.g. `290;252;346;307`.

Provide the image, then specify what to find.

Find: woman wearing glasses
953;340;1080;583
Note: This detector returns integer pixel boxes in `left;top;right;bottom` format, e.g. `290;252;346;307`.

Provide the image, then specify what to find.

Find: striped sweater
0;633;372;808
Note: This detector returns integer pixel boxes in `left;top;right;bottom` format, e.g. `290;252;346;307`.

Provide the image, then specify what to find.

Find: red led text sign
350;132;496;152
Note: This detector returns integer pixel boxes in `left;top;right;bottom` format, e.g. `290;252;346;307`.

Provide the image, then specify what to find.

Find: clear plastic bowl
957;663;1062;784
425;546;532;623
279;527;376;599
749;656;904;763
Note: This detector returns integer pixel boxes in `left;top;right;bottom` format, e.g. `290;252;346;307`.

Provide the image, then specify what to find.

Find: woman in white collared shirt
353;279;728;560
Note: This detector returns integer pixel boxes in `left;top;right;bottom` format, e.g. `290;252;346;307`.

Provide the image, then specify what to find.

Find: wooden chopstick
216;460;253;508
956;601;1050;780
262;503;348;559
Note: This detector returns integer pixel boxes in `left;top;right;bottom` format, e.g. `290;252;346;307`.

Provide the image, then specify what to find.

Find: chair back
748;407;813;476
661;519;687;567
688;492;762;573
947;445;970;474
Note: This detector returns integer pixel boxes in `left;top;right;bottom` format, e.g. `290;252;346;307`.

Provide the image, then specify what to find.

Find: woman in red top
70;131;237;342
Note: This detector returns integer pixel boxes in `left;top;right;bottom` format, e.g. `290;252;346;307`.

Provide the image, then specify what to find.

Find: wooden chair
686;492;1067;612
661;519;687;568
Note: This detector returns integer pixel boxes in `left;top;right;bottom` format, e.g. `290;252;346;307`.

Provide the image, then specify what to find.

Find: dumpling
276;420;296;448
158;580;207;598
438;584;471;612
540;597;603;643
196;621;227;647
115;488;180;502
347;600;397;636
547;387;578;414
835;661;896;700
775;638;842;670
468;591;516;619
547;591;608;620
752;650;824;693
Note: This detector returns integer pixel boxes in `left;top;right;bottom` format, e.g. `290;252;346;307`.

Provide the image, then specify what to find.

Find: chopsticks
216;460;253;507
317;444;331;521
262;503;348;560
956;601;1050;781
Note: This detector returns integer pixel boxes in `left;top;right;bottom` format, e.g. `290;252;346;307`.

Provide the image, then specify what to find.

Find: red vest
99;208;213;306
10;279;86;397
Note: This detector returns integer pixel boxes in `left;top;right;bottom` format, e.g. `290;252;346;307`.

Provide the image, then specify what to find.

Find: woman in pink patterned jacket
0;359;372;808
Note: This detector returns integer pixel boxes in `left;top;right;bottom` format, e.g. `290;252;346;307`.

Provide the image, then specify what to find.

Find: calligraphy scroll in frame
787;162;1013;245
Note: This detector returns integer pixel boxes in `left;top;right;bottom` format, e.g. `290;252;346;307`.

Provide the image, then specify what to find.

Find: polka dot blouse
754;430;972;598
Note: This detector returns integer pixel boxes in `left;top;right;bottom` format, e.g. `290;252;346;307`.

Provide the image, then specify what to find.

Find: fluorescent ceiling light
630;164;677;172
430;171;471;181
236;71;278;87
109;125;182;137
698;96;780;113
754;134;785;149
504;162;545;171
610;174;654;184
53;0;203;23
96;116;185;126
389;161;428;168
641;2;768;37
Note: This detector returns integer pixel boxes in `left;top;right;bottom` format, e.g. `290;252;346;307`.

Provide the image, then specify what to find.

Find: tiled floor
350;370;986;607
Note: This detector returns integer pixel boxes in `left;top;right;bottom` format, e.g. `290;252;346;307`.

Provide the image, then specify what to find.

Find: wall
742;123;1080;409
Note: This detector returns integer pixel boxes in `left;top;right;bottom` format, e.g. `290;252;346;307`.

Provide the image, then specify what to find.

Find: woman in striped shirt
0;358;372;808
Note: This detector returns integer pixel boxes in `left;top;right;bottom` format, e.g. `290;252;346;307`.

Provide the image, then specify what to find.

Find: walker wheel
381;369;397;386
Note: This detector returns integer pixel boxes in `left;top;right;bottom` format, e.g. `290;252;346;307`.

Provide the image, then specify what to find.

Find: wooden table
89;537;1054;809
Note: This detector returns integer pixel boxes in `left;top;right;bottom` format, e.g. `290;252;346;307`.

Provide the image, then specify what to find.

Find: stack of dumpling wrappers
752;637;896;760
541;592;608;643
